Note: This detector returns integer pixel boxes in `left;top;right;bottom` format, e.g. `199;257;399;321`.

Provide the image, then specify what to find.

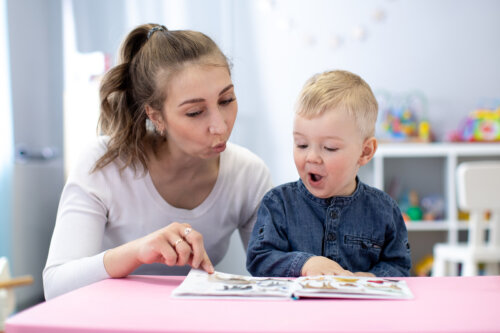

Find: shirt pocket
343;235;383;271
344;235;383;251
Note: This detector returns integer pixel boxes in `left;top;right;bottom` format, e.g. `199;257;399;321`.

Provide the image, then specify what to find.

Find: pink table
5;275;500;333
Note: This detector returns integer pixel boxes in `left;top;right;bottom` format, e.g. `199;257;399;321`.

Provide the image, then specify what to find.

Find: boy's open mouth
309;173;323;182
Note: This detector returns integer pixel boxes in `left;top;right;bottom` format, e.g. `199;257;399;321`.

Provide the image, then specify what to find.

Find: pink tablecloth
5;275;500;333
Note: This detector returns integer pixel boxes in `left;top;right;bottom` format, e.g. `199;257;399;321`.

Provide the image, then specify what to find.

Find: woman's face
159;63;237;159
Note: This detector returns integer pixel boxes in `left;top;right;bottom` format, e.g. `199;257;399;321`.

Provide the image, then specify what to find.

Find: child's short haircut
295;70;378;139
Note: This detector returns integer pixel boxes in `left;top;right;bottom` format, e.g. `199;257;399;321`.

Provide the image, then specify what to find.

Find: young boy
247;70;411;277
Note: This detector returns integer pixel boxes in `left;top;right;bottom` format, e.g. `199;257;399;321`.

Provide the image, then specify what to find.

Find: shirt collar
298;176;362;207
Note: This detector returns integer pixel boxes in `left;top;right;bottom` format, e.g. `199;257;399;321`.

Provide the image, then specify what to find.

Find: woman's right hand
104;222;214;278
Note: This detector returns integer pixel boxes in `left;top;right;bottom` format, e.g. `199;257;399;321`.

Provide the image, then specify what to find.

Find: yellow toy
414;255;434;277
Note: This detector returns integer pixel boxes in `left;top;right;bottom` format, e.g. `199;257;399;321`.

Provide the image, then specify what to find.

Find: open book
171;269;413;300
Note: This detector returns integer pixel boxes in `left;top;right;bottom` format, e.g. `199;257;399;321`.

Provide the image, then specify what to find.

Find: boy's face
293;109;370;198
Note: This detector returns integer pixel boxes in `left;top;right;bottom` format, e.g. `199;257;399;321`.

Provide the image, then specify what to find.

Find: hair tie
147;25;166;40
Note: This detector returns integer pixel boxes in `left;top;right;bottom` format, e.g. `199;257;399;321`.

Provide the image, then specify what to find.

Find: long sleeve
43;252;108;300
43;165;111;300
246;193;314;277
368;204;412;277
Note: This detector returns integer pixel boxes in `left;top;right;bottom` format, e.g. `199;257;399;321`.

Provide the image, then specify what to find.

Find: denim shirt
246;178;411;277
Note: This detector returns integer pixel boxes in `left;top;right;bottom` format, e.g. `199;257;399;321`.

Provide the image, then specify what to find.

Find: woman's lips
212;142;227;153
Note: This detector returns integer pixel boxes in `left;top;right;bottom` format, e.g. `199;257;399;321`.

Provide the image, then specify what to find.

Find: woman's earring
157;126;165;136
154;123;163;136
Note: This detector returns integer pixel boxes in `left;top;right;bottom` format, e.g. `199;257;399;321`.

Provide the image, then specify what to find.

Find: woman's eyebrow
178;98;204;107
177;84;234;107
219;84;234;96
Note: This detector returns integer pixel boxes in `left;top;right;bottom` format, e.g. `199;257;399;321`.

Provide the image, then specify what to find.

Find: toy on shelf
406;190;423;221
420;194;445;221
398;190;445;222
398;190;421;222
457;209;470;221
376;91;433;142
457;209;491;222
414;255;434;277
448;107;500;142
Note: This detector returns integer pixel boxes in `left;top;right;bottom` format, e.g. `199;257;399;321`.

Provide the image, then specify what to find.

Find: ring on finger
184;227;192;237
173;238;183;248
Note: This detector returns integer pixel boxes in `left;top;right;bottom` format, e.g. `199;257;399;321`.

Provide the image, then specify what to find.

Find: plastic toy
421;194;445;221
406;190;423;221
414;255;434;277
376;91;432;142
399;191;444;222
418;119;431;142
448;108;500;142
397;191;410;221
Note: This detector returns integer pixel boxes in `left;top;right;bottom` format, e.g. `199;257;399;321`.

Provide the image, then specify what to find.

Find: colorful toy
448;108;500;142
406;190;423;221
376;92;432;142
399;190;444;222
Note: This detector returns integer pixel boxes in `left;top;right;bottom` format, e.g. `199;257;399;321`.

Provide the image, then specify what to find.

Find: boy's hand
353;271;376;277
301;256;354;276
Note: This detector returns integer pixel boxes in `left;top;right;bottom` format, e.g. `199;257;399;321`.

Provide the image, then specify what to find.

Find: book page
293;275;414;299
171;269;294;299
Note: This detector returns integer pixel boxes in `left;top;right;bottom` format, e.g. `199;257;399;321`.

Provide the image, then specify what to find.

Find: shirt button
327;233;337;241
330;211;337;219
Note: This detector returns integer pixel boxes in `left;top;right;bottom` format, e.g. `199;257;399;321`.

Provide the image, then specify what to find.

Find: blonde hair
295;70;378;138
95;23;230;173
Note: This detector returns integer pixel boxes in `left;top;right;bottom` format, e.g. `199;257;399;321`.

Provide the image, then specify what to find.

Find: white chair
0;257;33;332
433;161;500;276
0;257;15;332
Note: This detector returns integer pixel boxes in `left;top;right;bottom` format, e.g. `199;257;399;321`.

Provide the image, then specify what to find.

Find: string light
259;2;391;50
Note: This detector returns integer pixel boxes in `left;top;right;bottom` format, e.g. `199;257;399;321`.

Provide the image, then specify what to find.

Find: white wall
229;0;500;186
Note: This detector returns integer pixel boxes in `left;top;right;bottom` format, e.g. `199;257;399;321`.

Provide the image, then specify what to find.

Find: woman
43;24;272;299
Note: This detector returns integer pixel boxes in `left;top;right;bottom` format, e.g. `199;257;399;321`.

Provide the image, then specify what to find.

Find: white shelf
405;221;469;231
366;142;500;239
377;142;500;157
360;142;500;273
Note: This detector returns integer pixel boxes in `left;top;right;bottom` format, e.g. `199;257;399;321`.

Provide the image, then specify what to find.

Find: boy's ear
145;105;165;132
358;137;377;166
